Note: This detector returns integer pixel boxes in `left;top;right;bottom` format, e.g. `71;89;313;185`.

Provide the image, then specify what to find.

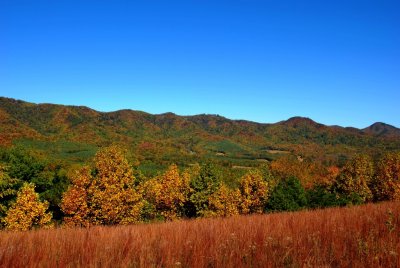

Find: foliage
306;185;348;208
0;114;399;229
270;155;330;189
267;177;307;212
0;147;69;220
259;163;276;185
3;183;52;231
90;146;143;225
2;97;400;179
141;164;190;220
239;170;269;214
372;152;400;201
189;162;221;217
14;139;98;163
0;147;45;185
38;164;69;220
206;184;241;217
61;146;143;226
0;165;20;221
60;166;91;227
334;154;374;202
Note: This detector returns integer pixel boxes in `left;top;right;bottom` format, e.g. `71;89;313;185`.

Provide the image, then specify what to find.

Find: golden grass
1;202;399;267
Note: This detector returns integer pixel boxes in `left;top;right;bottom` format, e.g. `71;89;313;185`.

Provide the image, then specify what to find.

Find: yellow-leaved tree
335;154;374;202
239;171;269;214
61;146;143;226
4;183;53;231
207;184;241;217
90;146;143;225
142;164;190;220
372;152;400;201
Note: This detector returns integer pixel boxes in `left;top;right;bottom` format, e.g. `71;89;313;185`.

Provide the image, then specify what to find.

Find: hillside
1;97;400;167
363;122;400;138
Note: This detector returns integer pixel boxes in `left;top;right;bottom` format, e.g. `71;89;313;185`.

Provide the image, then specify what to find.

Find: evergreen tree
189;162;221;217
267;177;307;212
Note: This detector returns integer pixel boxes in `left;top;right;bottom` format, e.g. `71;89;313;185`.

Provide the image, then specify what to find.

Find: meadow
0;201;399;268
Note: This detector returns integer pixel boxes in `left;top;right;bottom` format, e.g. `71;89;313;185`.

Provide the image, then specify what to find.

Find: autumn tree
372;152;400;201
90;146;143;225
207;184;241;217
3;183;52;231
141;164;190;220
334;154;374;203
239;170;269;214
270;155;328;189
61;166;91;227
61;146;143;226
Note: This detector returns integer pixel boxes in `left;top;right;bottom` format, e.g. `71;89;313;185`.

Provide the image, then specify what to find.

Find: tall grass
1;202;399;267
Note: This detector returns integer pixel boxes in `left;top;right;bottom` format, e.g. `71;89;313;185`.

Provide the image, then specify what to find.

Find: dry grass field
1;202;399;267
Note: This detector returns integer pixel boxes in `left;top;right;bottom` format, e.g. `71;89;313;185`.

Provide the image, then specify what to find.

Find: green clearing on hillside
13;139;98;163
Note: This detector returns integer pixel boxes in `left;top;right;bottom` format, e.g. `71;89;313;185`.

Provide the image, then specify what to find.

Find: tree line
0;146;399;231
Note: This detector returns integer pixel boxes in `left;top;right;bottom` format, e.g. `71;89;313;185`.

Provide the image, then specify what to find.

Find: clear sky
1;1;399;128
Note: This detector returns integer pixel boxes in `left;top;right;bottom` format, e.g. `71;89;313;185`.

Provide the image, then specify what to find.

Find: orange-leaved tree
60;166;91;227
61;146;143;226
4;183;52;231
270;155;328;189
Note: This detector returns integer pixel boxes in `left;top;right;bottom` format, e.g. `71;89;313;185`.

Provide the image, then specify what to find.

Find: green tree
0;147;68;220
1;147;45;185
0;165;21;222
189;162;221;217
306;184;347;209
39;164;69;221
267;177;307;212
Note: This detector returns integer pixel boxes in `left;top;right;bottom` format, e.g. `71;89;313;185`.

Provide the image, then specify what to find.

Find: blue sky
1;1;399;128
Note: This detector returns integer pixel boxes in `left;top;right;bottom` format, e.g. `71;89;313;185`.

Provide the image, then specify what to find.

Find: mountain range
1;97;399;167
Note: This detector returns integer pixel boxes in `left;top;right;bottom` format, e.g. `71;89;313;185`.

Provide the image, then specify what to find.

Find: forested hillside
1;97;399;171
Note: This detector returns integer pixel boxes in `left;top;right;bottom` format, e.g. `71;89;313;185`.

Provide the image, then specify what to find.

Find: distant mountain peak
363;122;400;137
280;116;322;128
